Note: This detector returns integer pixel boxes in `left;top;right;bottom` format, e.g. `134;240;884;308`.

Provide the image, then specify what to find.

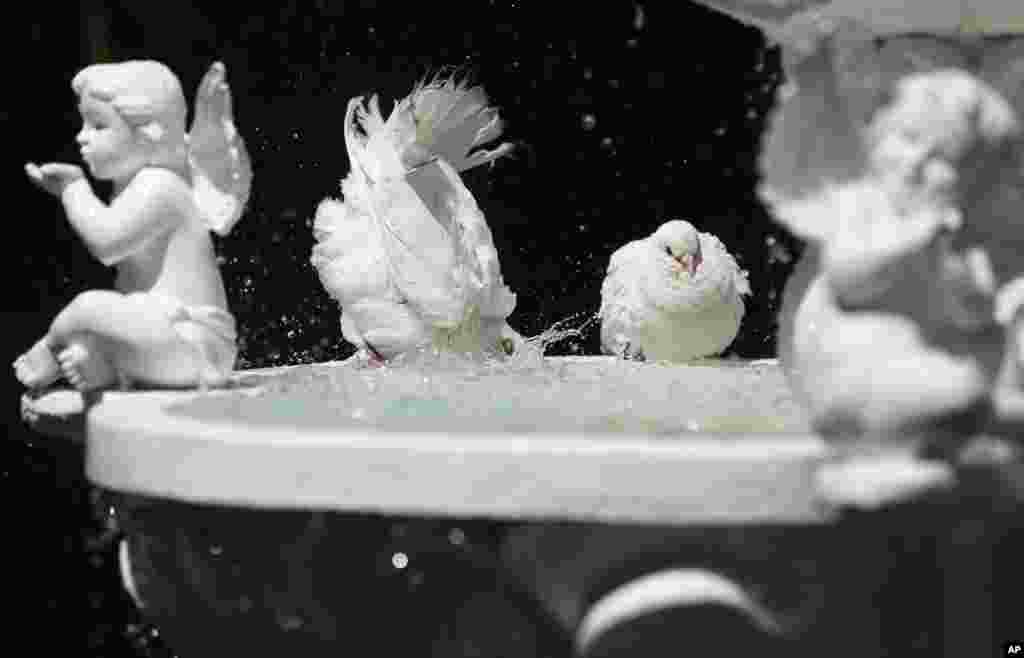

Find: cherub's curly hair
72;60;188;171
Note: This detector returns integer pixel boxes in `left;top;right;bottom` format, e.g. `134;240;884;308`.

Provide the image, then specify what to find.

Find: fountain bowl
24;356;838;525
21;355;915;656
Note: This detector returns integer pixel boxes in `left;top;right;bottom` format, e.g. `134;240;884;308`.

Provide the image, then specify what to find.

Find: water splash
176;322;808;437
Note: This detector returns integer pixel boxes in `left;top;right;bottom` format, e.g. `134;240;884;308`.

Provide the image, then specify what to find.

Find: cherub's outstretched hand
26;162;84;197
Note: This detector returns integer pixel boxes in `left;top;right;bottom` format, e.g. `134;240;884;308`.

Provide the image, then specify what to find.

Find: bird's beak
676;251;702;276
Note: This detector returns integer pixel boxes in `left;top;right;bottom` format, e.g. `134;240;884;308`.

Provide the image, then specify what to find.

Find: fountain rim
23;356;845;525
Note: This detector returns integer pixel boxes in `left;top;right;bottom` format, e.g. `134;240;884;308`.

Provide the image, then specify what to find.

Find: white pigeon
311;74;521;362
599;220;751;362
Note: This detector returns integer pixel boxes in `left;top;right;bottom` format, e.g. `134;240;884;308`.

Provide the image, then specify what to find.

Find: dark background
7;1;806;654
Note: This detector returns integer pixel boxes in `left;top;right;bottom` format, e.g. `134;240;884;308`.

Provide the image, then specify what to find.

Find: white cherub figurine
15;60;252;392
692;5;1024;429
778;67;1016;443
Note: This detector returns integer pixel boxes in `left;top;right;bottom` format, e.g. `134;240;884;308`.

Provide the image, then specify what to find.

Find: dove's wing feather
345;298;432;359
315;74;518;358
310;198;394;306
373;164;472;329
599;241;652;356
436;157;517;322
699;232;752;300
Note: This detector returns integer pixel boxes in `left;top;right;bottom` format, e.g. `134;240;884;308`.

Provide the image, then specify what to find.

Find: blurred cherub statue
776;63;1017;445
15;60;252;392
692;4;1024;440
690;2;1024;507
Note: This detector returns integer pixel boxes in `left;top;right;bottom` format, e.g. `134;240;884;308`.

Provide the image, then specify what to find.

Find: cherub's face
76;95;148;181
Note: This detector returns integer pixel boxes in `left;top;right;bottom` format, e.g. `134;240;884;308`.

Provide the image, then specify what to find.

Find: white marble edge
17;356;912;525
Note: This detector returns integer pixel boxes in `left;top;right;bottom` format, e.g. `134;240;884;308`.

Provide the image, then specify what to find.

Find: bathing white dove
311;73;521;362
599;220;750;363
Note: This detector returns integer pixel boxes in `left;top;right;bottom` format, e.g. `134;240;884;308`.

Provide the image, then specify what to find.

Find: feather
351;72;515;180
311;74;518;360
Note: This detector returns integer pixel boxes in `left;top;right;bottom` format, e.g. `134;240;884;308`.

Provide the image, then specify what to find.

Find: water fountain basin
22;356;1023;655
24;356;838;526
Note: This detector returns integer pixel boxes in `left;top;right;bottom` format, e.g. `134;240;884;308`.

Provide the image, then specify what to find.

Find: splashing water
175;315;809;436
509;311;599;366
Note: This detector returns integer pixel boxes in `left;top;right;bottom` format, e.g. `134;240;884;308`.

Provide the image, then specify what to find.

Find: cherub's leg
57;334;120;391
807;314;1000;440
47;290;207;391
13;336;61;389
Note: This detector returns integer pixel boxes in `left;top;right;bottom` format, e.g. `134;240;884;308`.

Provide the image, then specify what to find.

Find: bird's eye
664;245;673;257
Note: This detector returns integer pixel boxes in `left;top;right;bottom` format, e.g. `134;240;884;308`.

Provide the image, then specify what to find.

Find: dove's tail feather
350;94;387;145
398;72;515;172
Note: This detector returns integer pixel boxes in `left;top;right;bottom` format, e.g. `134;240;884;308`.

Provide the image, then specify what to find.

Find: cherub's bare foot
14;339;61;389
57;342;118;392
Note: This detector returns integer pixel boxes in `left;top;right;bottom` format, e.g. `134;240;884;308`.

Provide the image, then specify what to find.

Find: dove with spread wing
311;74;521;363
599;220;750;363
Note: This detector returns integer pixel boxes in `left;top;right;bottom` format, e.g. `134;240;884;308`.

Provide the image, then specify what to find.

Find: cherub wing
187;62;253;236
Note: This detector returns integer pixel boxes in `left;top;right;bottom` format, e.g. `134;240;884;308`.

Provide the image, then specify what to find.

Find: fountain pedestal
20;357;1021;656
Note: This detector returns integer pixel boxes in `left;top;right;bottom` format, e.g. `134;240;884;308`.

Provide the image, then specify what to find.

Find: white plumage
599;220;750;362
310;74;520;361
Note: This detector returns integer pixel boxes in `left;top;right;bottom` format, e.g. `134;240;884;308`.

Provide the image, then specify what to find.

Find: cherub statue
14;60;252;392
686;2;1024;437
777;65;1017;445
683;3;1024;509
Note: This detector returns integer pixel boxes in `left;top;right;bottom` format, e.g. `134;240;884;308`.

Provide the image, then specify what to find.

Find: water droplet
448;528;466;545
581;114;597;131
768;239;793;265
633;4;646;30
392;552;409;569
209;545;224;556
277;614;304;631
